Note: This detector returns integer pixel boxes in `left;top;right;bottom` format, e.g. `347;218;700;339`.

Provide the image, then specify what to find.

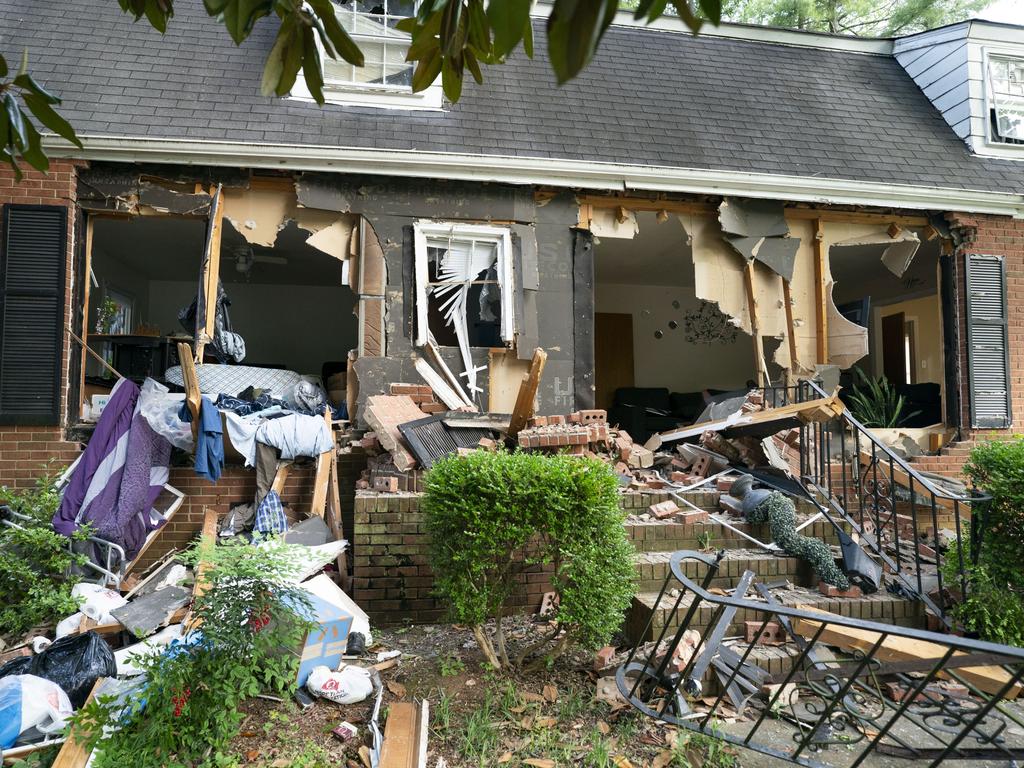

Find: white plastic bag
306;664;374;704
55;612;84;639
72;583;127;624
0;675;73;748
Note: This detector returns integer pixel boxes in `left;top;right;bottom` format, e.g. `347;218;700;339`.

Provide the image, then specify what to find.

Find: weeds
439;653;466;677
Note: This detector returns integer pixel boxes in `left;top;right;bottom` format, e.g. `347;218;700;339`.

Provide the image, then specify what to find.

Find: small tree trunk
493;610;511;669
472;624;502;670
523;634;569;673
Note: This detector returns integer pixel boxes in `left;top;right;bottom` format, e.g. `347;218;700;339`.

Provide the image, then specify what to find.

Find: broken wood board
195;184;224;363
364;395;424;472
324;452;350;592
177;341;201;444
414;356;466;410
310;410;334;518
49;678;105;768
270;461;293;496
658;395;844;443
378;700;429;768
508;348;547;438
791;606;1022;699
111;586;190;639
488;348;531;412
184;507;218;631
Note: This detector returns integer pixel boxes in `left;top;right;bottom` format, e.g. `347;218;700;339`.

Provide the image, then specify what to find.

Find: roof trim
46;135;1024;217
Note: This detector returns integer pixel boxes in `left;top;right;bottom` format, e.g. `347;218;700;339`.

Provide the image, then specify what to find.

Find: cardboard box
291;586;354;687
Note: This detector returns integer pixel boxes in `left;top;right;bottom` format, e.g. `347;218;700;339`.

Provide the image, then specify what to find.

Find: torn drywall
830;227;922;278
719;198;800;282
222;187;293;247
306;219;357;262
590;206;639;239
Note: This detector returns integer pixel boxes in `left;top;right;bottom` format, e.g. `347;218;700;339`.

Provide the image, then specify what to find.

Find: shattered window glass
988;55;1024;144
424;239;503;348
326;0;416;88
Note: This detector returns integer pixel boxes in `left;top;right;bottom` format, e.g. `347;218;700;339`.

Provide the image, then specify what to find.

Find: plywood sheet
488;348;531;412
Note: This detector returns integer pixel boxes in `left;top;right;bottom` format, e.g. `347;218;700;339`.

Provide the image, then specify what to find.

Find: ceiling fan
231;245;288;275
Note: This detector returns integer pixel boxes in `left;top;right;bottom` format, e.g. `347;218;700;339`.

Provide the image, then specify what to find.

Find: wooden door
595;312;634;411
881;311;906;386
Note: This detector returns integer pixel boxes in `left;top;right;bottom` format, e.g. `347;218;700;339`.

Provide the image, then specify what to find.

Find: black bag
0;631;116;708
838;530;882;594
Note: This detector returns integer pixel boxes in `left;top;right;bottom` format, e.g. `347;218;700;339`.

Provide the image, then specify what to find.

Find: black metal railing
786;379;989;625
618;551;1024;768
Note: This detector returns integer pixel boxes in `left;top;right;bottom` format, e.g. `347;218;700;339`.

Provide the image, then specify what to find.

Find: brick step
626;583;926;644
634;549;811;592
626;517;846;553
620;490;822;517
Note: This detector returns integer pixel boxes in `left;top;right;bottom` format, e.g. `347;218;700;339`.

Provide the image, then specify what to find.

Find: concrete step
633;549;812;593
626;582;926;644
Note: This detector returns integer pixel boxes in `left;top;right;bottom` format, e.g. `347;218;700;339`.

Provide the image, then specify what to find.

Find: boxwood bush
423;450;635;671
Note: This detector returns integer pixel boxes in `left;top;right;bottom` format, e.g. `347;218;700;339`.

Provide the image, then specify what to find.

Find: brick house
2;3;1024;576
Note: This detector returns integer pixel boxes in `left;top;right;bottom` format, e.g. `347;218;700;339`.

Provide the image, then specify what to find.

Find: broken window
414;222;514;351
328;0;416;89
987;55;1024;145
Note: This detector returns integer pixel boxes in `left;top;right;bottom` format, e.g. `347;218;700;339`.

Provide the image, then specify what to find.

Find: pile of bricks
388;383;444;414
517;409;610;454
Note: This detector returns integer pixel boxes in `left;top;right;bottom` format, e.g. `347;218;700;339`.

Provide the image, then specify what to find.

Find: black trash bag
0;631;116;708
838;530;882;594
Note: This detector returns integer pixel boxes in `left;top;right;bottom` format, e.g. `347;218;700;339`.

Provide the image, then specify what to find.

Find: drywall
594;282;755;393
872;294;944;386
148;280;358;375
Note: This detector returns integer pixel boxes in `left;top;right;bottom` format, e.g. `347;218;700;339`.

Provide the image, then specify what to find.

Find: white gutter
44;135;1024;217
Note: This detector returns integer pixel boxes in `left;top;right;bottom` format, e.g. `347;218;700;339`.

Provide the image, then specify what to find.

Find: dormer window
291;0;443;110
988;55;1024;145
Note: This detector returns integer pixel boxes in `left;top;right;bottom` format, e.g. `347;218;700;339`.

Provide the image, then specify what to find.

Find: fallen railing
617;551;1024;768
790;379;989;624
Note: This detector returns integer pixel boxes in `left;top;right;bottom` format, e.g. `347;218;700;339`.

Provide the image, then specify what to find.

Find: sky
977;0;1023;22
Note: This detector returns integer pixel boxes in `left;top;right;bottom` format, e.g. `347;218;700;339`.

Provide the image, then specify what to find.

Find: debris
387;680;408;698
364;395;426;472
0;674;73;749
110;585;191;638
378;699;429;768
292;584;356;687
648;500;680;519
507;348;548;439
0;631;116;708
332;721;359;743
306;664;374;705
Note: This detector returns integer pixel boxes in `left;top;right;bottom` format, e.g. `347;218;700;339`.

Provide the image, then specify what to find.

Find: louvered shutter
0;205;67;425
965;253;1012;429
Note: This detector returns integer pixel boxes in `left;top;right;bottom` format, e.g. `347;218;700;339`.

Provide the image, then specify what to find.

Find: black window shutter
0;205;67;425
965;253;1012;429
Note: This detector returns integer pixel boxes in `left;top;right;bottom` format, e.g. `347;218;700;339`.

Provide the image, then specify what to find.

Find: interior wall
594;282;754;394
872;294;944;386
149;280;357;375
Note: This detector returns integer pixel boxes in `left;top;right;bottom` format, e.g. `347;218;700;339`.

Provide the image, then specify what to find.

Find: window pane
384;44;413;86
427;283;502;348
328;0;415;88
989;56;1024;142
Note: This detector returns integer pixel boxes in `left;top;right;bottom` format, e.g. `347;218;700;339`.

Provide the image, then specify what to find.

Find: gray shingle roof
3;0;1024;193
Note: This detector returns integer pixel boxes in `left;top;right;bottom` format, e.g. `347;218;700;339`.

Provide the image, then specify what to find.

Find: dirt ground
226;618;738;768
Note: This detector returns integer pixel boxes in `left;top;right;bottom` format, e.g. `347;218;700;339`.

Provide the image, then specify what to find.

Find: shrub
0;474;89;638
423;450;635;671
71;541;314;768
943;534;1024;647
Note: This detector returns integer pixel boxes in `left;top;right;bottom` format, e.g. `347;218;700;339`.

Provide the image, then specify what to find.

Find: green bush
0;474;88;639
944;439;1024;644
424;450;635;671
71;541;314;768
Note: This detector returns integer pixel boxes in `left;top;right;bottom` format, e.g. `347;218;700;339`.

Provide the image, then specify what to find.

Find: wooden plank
658;394;844;443
782;278;800;378
325;451;350;592
744;261;767;384
271;461;292;496
310;410;334;518
177;341;201;444
78;216;94;414
67;326;124;381
507;347;547;438
183;507;218;632
791;606;1022;699
50;678;105;768
195;184;224;363
812;218;829;365
379;701;418;768
576;194;714;218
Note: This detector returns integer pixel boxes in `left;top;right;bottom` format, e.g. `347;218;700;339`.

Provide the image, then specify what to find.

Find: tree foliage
423;450;635;672
721;0;987;35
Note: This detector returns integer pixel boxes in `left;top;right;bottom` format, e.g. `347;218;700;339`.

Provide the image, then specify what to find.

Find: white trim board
43;135;1024;218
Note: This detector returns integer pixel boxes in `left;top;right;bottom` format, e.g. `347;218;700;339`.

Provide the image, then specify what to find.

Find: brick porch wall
0;161;85;491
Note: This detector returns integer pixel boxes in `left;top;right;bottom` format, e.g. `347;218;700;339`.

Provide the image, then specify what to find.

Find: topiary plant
747;491;850;590
423;449;636;672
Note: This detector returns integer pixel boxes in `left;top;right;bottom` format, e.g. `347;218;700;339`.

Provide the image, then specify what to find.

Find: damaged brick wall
294;175;580;419
935;212;1024;477
0;161;86;490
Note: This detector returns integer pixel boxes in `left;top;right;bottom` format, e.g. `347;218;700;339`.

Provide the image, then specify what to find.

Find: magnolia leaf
487;0;531;58
221;0;273;45
465;49;483;85
411;48;442;93
300;26;325;104
441;56;464;104
261;23;290;97
546;0;619;84
23;93;83;148
21;120;49;173
13;73;61;104
3;93;27;151
0;54;8;79
307;0;364;65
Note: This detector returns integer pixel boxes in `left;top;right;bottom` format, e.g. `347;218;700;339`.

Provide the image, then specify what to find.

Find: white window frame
983;48;1024;149
290;1;443;110
412;221;515;349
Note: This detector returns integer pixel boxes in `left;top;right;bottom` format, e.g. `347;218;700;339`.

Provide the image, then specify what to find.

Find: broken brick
818;581;862;598
373;476;399;493
745;620;784;645
594;646;616;671
649;500;680;519
716;476;736;493
674;509;709;525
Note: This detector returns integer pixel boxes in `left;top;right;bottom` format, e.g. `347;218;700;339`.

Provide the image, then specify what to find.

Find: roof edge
44;135;1024;218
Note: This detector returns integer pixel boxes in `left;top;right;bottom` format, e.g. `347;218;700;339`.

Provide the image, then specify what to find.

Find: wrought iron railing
618;551;1024;768
786;379;989;625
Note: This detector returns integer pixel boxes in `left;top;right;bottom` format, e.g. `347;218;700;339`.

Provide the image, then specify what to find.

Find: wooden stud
195;184;224;363
378;701;419;768
78;216;95;415
812;218;829;365
310;409;334;518
177;341;201;445
784;208;930;227
50;679;106;768
782;278;800;379
508;347;547;438
744;261;768;385
325;449;350;592
270;461;293;497
887;222;903;239
67;326;125;381
183;507;218;632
